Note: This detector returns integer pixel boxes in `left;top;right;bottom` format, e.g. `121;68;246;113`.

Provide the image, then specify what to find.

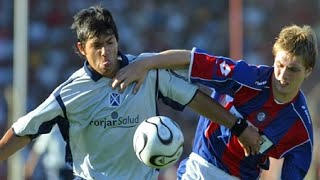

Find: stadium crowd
0;0;319;179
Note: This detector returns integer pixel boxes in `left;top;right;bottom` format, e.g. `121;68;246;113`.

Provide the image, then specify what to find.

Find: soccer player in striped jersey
0;5;261;180
111;24;317;179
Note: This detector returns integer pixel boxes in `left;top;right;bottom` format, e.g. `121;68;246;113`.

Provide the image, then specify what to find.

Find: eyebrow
105;36;114;41
276;61;302;69
90;36;113;45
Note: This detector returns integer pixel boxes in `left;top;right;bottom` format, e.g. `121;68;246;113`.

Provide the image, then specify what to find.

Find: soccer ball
133;116;184;169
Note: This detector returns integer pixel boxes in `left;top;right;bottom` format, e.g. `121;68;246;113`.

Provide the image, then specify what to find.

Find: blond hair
272;25;318;69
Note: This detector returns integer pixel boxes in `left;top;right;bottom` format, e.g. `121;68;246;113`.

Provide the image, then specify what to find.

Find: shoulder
233;62;273;89
55;67;109;108
126;52;158;63
57;68;92;95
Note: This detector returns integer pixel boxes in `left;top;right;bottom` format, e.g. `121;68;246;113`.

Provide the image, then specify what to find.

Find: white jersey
12;53;198;180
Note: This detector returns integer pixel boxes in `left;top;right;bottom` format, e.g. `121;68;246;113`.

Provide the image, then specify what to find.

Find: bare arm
24;149;41;180
0;128;31;161
142;49;191;69
112;50;191;93
188;90;262;155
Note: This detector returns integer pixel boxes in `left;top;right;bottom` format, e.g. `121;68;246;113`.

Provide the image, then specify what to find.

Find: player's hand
237;126;263;156
111;59;149;94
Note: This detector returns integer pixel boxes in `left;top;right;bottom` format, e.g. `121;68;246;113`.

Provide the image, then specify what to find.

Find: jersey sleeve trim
185;89;199;106
291;103;313;147
189;47;196;83
55;93;67;119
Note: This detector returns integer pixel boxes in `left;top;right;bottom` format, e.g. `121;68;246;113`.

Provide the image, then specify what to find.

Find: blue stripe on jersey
262;105;300;143
281;143;311;180
56;94;67;118
53;81;74;168
192;117;229;171
233;61;271;89
56;115;73;167
293;92;313;144
54;94;73;167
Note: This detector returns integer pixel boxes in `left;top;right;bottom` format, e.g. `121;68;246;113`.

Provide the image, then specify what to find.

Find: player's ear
305;67;312;78
77;42;86;56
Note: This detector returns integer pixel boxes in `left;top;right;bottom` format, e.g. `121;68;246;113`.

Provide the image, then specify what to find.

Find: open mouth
279;81;288;87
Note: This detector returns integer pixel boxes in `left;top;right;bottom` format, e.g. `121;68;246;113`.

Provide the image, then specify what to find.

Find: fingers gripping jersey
12;52;198;180
184;48;313;180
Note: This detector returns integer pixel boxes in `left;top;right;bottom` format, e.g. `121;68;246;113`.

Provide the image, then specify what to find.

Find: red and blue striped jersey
184;47;313;179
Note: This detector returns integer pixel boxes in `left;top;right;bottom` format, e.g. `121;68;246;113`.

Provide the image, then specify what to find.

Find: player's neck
273;92;296;104
271;76;298;104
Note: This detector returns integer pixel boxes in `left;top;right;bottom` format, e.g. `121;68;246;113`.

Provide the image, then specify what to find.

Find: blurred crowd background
0;0;319;179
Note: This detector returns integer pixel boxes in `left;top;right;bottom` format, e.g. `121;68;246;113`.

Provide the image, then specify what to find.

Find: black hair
71;5;119;56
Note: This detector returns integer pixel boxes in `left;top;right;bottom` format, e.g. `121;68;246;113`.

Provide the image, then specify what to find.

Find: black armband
230;118;248;137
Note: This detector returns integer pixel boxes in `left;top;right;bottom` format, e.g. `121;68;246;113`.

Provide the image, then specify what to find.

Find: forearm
188;90;237;128
25;150;40;178
0;128;30;161
188;90;262;155
144;50;192;70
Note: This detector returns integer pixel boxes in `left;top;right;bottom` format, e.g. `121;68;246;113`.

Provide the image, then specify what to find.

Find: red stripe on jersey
205;122;219;139
233;87;260;107
221;136;245;176
225;102;233;110
246;93;283;130
191;52;237;80
268;119;308;158
205;102;234;139
191;53;216;79
220;102;249;176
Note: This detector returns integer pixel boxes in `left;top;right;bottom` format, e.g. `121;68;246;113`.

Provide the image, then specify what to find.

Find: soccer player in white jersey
0;5;261;180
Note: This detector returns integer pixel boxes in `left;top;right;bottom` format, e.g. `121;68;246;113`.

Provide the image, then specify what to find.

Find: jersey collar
84;51;129;82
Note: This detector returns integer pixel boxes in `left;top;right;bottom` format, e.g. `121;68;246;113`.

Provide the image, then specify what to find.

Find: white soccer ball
133;116;184;169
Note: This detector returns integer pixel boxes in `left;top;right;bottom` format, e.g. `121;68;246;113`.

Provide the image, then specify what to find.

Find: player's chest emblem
256;112;267;122
109;92;121;107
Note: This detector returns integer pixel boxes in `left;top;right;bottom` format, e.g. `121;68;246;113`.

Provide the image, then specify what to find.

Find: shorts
177;152;240;180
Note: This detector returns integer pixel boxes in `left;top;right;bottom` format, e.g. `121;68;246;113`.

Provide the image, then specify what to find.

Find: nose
279;66;289;81
100;45;109;56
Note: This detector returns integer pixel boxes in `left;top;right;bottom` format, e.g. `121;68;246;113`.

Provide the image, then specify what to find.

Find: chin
279;88;296;97
276;86;289;94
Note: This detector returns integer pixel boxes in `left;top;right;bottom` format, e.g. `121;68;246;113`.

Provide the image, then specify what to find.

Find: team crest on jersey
257;112;266;122
109;93;121;107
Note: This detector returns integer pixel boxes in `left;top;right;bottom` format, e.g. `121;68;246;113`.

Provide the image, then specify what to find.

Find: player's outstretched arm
0;128;30;161
187;90;262;155
112;49;191;93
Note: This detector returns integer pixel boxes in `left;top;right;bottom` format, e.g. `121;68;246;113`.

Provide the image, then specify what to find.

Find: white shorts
179;152;240;180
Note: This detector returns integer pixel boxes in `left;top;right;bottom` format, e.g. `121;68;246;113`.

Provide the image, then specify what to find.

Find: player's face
78;34;119;78
272;50;312;103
